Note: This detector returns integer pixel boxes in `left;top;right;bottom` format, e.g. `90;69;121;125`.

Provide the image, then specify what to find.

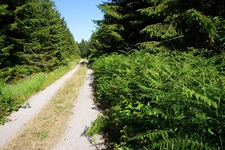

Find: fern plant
92;50;225;149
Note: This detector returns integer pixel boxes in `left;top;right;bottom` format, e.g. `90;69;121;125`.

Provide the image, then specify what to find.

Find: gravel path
0;64;81;148
52;69;104;150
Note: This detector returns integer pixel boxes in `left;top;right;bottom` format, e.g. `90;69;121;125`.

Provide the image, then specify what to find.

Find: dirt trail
52;69;104;150
0;64;81;148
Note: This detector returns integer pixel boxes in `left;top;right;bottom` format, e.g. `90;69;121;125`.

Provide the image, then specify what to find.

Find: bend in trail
0;63;81;148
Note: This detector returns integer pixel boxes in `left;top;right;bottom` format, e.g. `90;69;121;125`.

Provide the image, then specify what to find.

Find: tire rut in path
52;69;104;150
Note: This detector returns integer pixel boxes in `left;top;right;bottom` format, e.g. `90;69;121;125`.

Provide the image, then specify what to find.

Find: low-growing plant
86;115;105;136
0;73;46;124
91;50;225;149
0;60;79;124
0;65;35;83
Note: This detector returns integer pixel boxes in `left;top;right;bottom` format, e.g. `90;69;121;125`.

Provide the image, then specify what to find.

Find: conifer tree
0;0;78;82
78;39;90;58
90;0;225;55
139;0;225;51
0;4;12;68
94;0;148;53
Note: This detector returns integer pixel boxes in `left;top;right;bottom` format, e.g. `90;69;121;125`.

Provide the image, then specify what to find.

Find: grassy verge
0;59;80;124
3;64;87;150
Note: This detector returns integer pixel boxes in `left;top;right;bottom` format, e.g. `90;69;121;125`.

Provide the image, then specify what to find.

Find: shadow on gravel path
52;69;105;150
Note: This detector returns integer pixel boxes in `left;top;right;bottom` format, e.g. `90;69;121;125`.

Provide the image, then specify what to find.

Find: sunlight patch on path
52;69;105;150
0;64;81;148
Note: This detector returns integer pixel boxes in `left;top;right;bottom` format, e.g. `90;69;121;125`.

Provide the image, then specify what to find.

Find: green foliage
218;19;225;50
90;0;225;56
0;60;78;124
0;0;79;124
0;4;7;15
140;23;178;39
0;65;35;82
89;0;225;149
0;73;46;124
99;4;122;20
77;39;91;58
86;115;105;136
185;9;217;38
0;0;79;82
92;50;225;149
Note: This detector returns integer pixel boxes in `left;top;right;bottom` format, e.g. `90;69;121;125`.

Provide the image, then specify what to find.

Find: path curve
0;63;81;148
52;69;104;150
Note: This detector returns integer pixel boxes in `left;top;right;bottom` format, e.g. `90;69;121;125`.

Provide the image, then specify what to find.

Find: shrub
92;50;225;149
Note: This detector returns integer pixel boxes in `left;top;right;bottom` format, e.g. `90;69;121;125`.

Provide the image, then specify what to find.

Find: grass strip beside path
0;60;80;124
3;64;87;150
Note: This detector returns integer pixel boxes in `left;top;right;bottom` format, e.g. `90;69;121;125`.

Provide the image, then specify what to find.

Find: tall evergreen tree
93;0;148;53
90;0;225;55
139;0;225;51
77;39;90;58
0;4;12;68
0;0;78;82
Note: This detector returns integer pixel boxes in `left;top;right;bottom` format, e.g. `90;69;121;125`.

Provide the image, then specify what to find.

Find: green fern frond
183;87;218;108
128;130;169;142
0;4;8;15
152;138;212;150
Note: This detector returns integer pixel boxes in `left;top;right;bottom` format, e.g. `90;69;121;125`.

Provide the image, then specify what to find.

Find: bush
92;50;225;149
0;65;35;83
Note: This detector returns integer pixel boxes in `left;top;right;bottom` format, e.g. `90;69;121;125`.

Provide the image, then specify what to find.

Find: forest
1;0;225;149
86;0;225;149
0;0;79;123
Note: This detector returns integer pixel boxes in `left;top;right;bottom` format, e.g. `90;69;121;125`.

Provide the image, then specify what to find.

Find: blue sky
53;0;106;42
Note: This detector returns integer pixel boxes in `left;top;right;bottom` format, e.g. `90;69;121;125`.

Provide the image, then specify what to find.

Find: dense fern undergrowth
91;50;225;149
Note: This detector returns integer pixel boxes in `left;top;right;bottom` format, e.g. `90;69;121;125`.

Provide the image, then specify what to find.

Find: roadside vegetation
3;64;87;150
91;51;225;149
0;60;79;124
0;0;80;124
1;0;225;149
86;0;225;149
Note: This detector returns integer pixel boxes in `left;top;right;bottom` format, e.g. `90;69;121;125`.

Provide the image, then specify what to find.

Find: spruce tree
78;39;90;58
90;0;225;55
0;0;78;82
0;4;12;68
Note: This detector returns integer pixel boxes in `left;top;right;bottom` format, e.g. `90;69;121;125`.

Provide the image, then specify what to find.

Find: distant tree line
77;39;90;58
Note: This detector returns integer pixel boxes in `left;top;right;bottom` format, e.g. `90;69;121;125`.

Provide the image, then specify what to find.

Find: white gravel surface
52;69;104;150
0;64;81;148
